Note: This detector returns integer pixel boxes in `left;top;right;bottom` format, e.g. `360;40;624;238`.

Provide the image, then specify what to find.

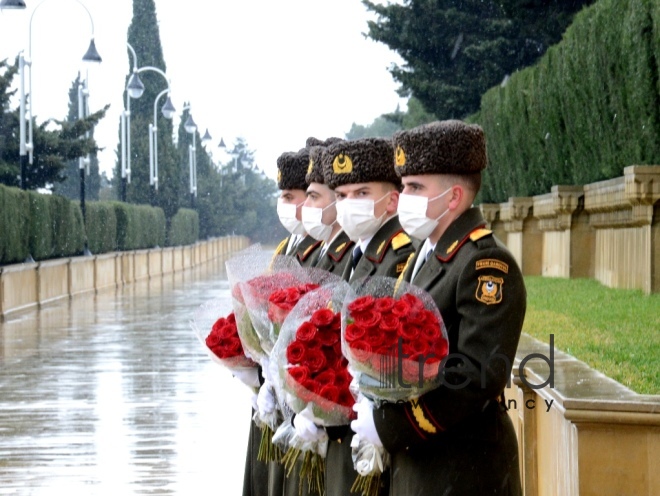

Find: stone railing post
500;197;541;275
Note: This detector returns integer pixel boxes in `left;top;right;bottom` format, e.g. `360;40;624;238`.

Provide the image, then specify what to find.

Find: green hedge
472;0;660;203
1;186;196;265
85;201;118;254
111;202;166;251
49;195;84;258
0;185;29;264
27;191;52;261
167;208;199;246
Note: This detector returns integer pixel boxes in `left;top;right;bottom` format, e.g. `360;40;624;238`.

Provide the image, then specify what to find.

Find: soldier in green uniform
293;137;415;496
301;138;354;276
273;147;324;267
350;120;525;495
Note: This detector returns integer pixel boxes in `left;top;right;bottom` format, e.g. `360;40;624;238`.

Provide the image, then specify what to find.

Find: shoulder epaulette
469;228;492;242
391;232;412;251
274;237;288;256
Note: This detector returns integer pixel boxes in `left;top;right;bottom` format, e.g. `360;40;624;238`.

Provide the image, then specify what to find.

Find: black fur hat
305;137;344;185
277;148;310;190
321;137;400;190
392;120;487;176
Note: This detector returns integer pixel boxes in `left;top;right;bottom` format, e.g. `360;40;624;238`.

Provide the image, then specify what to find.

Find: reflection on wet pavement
0;262;252;495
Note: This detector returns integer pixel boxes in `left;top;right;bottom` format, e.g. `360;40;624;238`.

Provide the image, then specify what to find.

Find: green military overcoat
373;207;526;495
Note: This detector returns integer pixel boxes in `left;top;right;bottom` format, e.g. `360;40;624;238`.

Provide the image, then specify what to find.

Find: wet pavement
0;261;252;495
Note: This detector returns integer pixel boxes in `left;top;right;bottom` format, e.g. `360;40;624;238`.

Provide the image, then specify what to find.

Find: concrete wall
508;335;659;496
0;236;250;318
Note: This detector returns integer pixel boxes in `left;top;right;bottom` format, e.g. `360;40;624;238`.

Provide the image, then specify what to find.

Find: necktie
352;246;363;270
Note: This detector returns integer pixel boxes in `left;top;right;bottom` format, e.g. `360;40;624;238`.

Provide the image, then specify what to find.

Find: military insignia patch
446;240;458;254
395;145;406;167
307;159;314;175
476;259;509;274
396;262;406;274
391;232;411;251
277;170;282;183
335;242;346;253
333;153;353;174
376;240;386;255
476;275;504;305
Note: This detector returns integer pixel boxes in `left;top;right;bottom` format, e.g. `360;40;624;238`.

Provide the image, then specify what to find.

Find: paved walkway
0;261;252;495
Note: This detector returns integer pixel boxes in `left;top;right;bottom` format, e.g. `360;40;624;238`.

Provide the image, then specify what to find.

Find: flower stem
257;425;284;463
351;474;381;496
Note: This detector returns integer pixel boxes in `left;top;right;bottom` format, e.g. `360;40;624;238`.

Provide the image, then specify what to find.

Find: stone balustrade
479;166;659;293
0;236;250;318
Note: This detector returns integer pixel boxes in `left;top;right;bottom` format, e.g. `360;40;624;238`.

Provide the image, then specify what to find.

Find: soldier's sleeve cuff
373;398;444;453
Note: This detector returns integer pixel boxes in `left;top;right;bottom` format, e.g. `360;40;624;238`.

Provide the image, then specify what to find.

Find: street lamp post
119;48;173;203
183;107;197;207
149;88;175;203
22;0;101;189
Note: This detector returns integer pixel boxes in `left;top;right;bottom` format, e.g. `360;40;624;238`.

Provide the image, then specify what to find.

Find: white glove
351;397;382;448
293;406;326;443
232;367;261;389
257;382;276;418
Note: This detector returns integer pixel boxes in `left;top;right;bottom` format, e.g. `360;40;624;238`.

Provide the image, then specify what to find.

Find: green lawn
522;276;659;395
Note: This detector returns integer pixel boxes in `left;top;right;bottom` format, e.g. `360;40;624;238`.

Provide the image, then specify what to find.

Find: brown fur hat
277;147;310;190
392;120;487;176
321;137;400;190
305;137;344;185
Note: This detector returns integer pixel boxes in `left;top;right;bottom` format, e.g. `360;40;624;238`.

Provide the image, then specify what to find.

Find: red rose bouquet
226;249;302;363
241;266;339;355
270;279;352;495
191;297;258;390
341;276;449;496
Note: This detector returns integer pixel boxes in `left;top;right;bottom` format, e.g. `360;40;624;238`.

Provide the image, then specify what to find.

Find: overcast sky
0;0;406;180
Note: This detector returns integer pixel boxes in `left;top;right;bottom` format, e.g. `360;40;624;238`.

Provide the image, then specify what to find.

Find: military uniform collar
364;216;404;264
327;231;354;262
434;208;486;262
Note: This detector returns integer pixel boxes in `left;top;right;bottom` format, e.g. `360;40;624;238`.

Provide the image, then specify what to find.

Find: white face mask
335;193;390;242
398;187;452;240
301;202;336;242
277;198;306;235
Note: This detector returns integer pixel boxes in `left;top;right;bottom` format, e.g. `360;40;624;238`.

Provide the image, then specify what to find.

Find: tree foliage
363;0;594;119
0;58;107;191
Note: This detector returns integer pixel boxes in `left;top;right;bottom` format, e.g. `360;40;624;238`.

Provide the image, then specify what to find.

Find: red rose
315;369;336;386
311;308;335;327
226;312;236;325
399;293;424;311
219;324;236;339
338;389;356;408
373;296;396;313
295;321;318;342
268;289;287;305
319;384;340;403
303;379;321;394
285;286;301;303
303;348;327;373
422;309;439;327
287;341;306;364
364;328;384;348
375;345;395;356
289;365;310;384
212;317;227;332
352;310;381;328
347;295;374;313
348;340;372;362
318;328;340;347
322;346;339;364
334;369;353;390
344;323;366;343
307;338;322;349
380;315;400;332
432;338;449;358
409;339;430;356
407;309;427;326
330;312;342;330
206;330;221;348
421;324;441;341
391;299;411;317
399;324;420;341
333;340;343;358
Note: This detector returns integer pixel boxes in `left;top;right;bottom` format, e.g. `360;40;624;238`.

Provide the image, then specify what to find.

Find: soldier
294;137;415;496
274;148;323;267
301;138;354;276
350;120;526;495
